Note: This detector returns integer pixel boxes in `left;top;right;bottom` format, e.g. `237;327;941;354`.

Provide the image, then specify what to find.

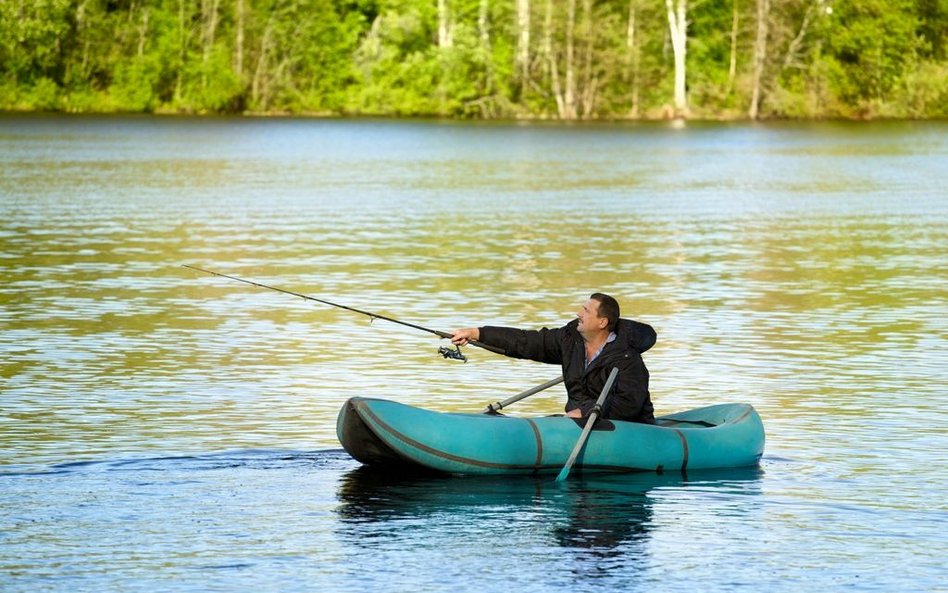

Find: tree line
1;0;945;119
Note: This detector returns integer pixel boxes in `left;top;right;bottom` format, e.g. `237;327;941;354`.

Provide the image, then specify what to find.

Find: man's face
576;298;606;336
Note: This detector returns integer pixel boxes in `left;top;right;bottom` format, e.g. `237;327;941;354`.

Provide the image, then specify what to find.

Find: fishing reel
438;345;468;362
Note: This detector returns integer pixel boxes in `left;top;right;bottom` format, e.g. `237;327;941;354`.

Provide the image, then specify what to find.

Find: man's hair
590;293;620;332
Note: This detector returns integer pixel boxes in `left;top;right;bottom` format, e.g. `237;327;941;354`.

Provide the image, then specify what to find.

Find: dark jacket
478;318;657;423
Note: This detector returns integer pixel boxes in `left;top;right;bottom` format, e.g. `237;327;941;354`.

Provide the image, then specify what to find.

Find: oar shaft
182;265;505;356
482;376;564;414
555;366;619;482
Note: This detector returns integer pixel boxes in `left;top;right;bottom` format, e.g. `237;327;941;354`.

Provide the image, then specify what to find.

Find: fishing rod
182;264;505;361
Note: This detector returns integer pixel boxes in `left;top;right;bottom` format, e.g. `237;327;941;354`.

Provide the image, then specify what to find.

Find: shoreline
2;108;945;124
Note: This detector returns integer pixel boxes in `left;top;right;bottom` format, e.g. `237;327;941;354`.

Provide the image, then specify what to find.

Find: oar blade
555;463;572;482
554;366;619;483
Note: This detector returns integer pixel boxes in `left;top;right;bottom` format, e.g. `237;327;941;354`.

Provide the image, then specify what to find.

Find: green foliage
112;57;161;112
0;0;73;85
892;59;948;117
0;0;944;118
822;0;922;111
25;78;63;110
916;0;948;60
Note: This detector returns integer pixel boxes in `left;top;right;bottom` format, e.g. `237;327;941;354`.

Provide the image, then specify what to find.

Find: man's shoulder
559;319;584;343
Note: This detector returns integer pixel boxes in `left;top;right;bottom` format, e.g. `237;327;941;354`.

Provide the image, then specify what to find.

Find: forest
1;0;945;119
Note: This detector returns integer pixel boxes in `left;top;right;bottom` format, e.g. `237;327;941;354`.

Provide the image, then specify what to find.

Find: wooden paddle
555;366;619;482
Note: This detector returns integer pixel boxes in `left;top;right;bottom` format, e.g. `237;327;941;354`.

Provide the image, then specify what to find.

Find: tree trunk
175;0;186;103
235;0;244;77
728;0;738;91
749;0;769;119
580;0;595;118
782;0;819;71
202;0;220;64
137;8;149;58
201;0;220;90
77;0;90;79
479;0;493;95
627;0;640;117
438;0;453;48
252;15;275;109
544;0;565;117
665;0;688;117
564;0;576;119
516;0;530;86
123;0;138;48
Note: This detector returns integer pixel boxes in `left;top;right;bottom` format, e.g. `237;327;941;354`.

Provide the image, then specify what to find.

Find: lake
1;115;946;592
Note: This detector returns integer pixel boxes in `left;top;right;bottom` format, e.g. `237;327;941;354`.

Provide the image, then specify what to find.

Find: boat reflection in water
335;465;764;564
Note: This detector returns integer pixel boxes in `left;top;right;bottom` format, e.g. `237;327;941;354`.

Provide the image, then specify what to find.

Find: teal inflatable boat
337;397;765;476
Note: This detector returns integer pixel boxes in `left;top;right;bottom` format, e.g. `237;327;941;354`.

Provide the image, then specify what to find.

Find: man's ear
599;316;608;330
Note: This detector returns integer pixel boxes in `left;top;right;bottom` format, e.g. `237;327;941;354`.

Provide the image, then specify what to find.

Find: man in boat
451;293;656;423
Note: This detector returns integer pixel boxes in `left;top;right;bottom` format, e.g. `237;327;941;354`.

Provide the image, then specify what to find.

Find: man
451;293;656;423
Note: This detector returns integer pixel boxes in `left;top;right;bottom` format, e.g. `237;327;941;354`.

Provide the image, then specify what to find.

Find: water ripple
2;116;946;593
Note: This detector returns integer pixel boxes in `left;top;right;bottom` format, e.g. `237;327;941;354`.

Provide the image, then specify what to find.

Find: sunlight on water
1;116;946;592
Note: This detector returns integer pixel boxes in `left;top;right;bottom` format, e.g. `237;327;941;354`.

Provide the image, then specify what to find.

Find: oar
555;367;619;483
482;376;564;414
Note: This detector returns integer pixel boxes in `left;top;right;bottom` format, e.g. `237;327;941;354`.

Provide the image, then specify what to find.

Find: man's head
577;293;620;337
590;293;620;331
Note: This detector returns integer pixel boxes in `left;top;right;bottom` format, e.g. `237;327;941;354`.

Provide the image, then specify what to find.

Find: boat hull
337;397;765;476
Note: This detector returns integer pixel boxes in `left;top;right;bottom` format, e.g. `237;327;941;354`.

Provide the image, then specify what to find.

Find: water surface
1;116;946;592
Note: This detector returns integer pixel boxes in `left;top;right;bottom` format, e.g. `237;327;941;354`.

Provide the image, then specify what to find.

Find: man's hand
450;328;480;346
